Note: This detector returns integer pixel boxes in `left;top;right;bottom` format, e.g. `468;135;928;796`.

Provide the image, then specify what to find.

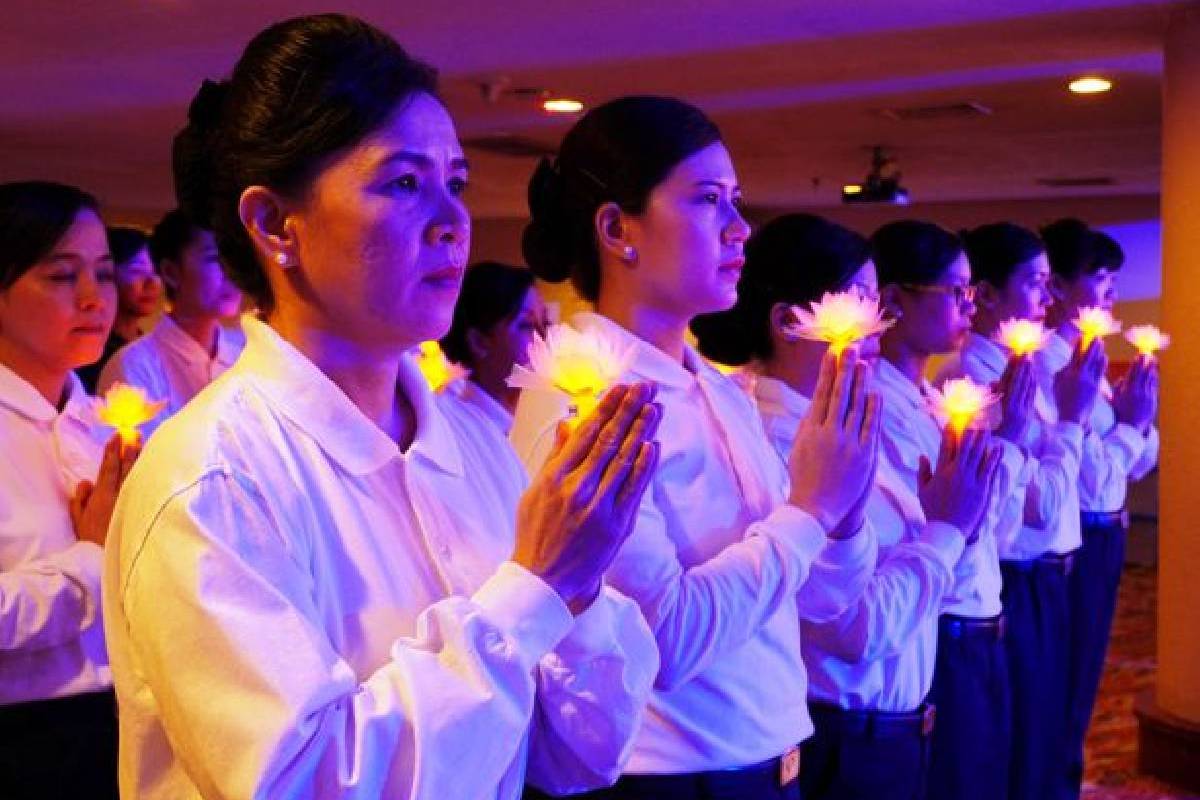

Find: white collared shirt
1040;332;1159;513
939;332;1084;559
445;377;515;435
877;356;1023;617
511;313;876;774
0;366;112;704
103;316;658;800
97;314;243;437
755;375;964;712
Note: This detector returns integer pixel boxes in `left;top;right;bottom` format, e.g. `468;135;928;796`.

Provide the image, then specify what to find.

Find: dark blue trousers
926;615;1011;800
0;689;119;800
1063;513;1128;797
527;759;802;800
1001;556;1073;800
799;702;933;800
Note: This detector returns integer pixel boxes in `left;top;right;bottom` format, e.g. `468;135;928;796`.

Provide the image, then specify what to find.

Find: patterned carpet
1081;565;1199;800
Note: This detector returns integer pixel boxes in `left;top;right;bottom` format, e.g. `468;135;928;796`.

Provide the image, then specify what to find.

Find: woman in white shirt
692;213;1000;800
0;180;138;800
102;15;661;800
441;261;550;434
935;222;1105;800
1041;220;1157;798
511;97;881;800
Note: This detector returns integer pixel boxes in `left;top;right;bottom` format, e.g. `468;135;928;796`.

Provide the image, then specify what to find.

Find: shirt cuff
473;561;574;669
758;504;829;567
916;521;966;573
1109;423;1147;460
1054;421;1085;449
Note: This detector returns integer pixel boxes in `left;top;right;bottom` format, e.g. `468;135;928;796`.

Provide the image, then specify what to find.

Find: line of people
0;12;1157;800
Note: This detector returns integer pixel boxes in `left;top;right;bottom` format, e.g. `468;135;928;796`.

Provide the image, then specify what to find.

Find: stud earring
622;245;637;262
275;252;291;267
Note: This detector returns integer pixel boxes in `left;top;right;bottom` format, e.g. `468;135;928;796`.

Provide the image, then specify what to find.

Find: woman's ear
594;202;636;266
238;185;299;271
465;327;490;365
974;280;1001;311
769;302;800;342
880;284;904;319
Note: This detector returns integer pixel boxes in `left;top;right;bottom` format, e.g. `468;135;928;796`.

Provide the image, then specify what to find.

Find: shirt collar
0;363;94;425
753;374;812;421
963;331;1009;379
152;314;242;368
875;357;930;412
1040;330;1073;373
571;311;704;391
235;316;463;477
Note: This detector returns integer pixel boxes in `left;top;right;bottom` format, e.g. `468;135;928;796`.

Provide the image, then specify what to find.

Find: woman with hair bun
0;180;139;800
692;214;1000;800
102;15;660;800
440;261;549;434
511;98;881;799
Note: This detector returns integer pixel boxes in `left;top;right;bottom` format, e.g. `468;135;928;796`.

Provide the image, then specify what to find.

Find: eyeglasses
900;283;976;306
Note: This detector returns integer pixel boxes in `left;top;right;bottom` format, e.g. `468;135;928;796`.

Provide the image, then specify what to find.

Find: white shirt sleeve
1024;421;1085;528
1079;422;1149;504
795;524;878;623
120;469;574;800
0;541;102;652
525;587;659;794
1130;425;1160;483
604;496;828;692
802;520;962;663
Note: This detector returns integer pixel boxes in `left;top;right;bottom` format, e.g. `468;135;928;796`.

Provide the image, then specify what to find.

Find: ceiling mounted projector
842;147;910;205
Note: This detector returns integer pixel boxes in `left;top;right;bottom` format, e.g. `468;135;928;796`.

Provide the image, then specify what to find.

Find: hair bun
521;157;574;283
173;79;230;228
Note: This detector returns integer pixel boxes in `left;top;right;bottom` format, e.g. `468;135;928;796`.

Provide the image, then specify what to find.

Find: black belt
940;613;1006;642
1081;510;1129;528
1002;551;1076;576
810;700;937;739
0;688;116;729
602;747;802;794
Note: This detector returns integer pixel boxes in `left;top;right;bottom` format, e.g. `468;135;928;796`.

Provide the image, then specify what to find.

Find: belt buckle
921;705;937;737
779;746;800;787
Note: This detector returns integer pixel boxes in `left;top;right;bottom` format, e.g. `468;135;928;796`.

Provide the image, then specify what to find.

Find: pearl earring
275;252;290;267
622;245;637;262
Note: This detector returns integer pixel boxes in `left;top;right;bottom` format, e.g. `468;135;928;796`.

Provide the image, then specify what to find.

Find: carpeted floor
1081;564;1199;800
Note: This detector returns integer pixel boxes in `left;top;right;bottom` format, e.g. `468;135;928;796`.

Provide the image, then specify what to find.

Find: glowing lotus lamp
1075;306;1122;350
97;383;166;447
786;288;893;358
508;324;636;425
415;341;467;393
927;378;998;438
1124;324;1170;360
996;318;1050;359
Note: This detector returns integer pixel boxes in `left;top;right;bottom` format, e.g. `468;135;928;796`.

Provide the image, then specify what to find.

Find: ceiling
0;0;1179;221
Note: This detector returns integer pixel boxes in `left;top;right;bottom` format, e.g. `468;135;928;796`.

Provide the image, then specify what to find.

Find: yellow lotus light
507;324;636;424
996;318;1050;358
96;383;166;447
1075;306;1122;351
1124;324;1170;360
415;341;468;393
786;288;893;357
927;377;998;438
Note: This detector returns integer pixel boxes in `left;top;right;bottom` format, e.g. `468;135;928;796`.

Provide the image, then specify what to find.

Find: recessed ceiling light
542;98;584;114
842;184;863;195
1069;76;1113;95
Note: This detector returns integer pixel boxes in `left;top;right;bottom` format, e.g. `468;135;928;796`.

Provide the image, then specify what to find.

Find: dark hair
440;261;536;367
106;226;150;270
523;95;723;303
961;222;1045;288
0;181;100;291
174;14;439;313
871;220;964;287
1040;218;1122;280
691;214;870;365
148;209;206;302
